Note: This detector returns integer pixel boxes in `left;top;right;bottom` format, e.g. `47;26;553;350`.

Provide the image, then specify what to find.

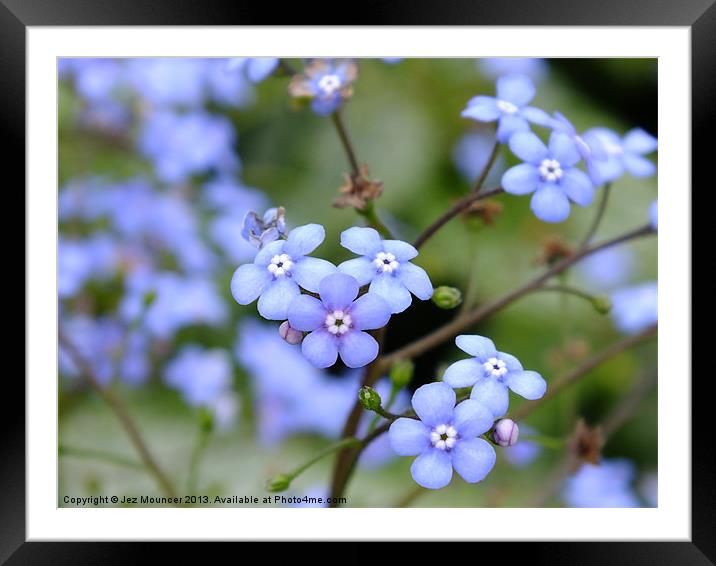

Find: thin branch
58;329;178;499
578;183;612;249
59;444;145;471
471;140;501;193
331;110;360;175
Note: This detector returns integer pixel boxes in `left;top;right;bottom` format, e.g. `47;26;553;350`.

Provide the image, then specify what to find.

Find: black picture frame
6;0;707;560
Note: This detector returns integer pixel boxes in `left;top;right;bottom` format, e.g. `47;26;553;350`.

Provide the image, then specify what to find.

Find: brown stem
331;110;360;175
58;329;178;499
471;140;501;193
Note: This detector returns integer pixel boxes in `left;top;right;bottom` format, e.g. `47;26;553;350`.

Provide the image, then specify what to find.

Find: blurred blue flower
67;58;124;102
443;335;546;418
139;110;238;183
461;74;551;143
563;459;641;507
231;224;336;320
241;207;287;250
227;58;280;83
502;131;594;223
582;127;658;184
203;58;256;107
338;227;433;314
58;234;120;299
127;58;206;107
389;382;496;489
503;425;542;468
478;58;548;82
288;59;359;116
164;345;234;408
650;199;658;230
287;273;391;368
611;281;658;334
452;131;505;185
576;247;635;292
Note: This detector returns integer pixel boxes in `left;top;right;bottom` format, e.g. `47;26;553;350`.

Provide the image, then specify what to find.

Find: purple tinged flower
502;131;594;223
443;335;546;418
241;207;287;249
461;74;551;143
337;227;433;314
287;273;391;368
649;199;658;230
278;321;303;345
611;281;657;334
389;382;496;489
231;223;336;320
227;58;280;83
582;127;658;184
563;459;641;508
288;59;359;116
492;418;519;447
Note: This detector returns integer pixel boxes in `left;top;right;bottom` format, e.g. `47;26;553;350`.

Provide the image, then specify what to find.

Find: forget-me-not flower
287;272;391;368
389;382;496;489
338;227;433;314
227;58;280;83
443;335;546;418
502;131;594;223
582;127;658;184
611;282;657;334
563;459;641;508
461;74;551;143
241;207;287;249
549;112;607;184
231;223;336;320
288;59;358;116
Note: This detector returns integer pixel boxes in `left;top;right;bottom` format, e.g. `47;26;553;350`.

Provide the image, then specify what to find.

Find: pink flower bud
279;321;303;345
493;419;519;447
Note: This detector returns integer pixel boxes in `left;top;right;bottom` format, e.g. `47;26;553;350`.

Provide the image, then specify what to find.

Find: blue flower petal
561;169;594;207
382;240;418;262
319;272;359;310
311;95;341;116
591;157;624;184
455;334;497;359
257;278;301;320
442;358;482;388
470;378;509;418
340;226;383;257
292;257;336;293
338;257;376;285
451;438;496;483
301;329;338;368
411;382;456;427
522;106;552;126
549;133;581;167
496;74;535;106
461;96;500;122
530;184;571;223
287;294;325;331
505;370;546;400
508;132;548;164
337;330;379;368
453;399;495;438
623;154;656;177
389;418;431;456
496;114;530;143
410;448;453;489
497;351;523;372
623;128;657;155
396;263;433;300
230;264;271;305
502;163;539;195
246;58;279;83
283;223;325;258
369;274;412;314
349;292;391;330
254;239;285;266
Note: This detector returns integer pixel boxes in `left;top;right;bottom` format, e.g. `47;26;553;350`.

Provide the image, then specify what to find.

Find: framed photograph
8;0;708;559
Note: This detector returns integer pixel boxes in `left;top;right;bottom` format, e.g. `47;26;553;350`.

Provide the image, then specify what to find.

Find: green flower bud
432;286;463;309
266;473;292;493
389;359;414;389
592;295;612;315
358;386;382;412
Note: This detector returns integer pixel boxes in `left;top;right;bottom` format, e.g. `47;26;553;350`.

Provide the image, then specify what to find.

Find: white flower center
539;158;563;182
496;99;519;114
325;309;353;335
430;423;458;450
318;74;342;96
483;357;508;378
374;251;399;274
267;253;293;277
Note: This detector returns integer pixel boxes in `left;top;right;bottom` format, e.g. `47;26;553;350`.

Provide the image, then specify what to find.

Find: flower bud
492;419;519;447
279;321;303;345
591;295;612;315
389;359;414;389
432;286;463;310
266;473;292;493
358;386;382;412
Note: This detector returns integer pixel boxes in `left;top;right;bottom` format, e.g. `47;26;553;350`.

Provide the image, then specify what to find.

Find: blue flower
503;425;542;468
582;127;658;184
287;272;391;368
164;345;234;407
549;112;607;184
231;224;336;320
563;459;641;508
288;59;359;116
461;74;551;143
443;335;546;418
611;282;657;334
576;247;635;292
502;131;594;223
227;58;280;83
337;227;433;314
241;207;287;249
389;382;496;489
649;199;658;230
478;58;548;82
452;131;505;185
